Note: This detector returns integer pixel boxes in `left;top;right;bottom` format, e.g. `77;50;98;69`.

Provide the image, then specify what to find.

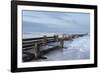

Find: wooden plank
23;44;35;48
23;47;33;50
23;36;54;41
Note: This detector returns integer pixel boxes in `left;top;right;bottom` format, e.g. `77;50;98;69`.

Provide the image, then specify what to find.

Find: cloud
22;10;90;33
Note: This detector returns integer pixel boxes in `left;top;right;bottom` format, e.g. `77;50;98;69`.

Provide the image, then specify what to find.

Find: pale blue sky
22;10;90;34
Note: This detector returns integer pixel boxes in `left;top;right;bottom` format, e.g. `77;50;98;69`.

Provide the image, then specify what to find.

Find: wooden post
54;35;59;46
43;35;47;45
69;35;73;40
62;34;65;48
62;34;65;40
33;43;38;58
33;43;40;59
60;39;64;48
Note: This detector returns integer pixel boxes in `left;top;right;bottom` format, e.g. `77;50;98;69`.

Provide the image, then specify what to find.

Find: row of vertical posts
33;35;65;59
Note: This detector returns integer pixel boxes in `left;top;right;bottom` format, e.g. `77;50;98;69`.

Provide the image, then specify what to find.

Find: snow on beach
38;35;90;61
63;35;90;59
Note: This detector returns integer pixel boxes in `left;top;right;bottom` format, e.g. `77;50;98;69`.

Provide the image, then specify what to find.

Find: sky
22;10;90;34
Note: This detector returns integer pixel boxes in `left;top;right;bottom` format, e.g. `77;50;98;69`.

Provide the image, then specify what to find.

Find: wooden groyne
22;34;86;62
